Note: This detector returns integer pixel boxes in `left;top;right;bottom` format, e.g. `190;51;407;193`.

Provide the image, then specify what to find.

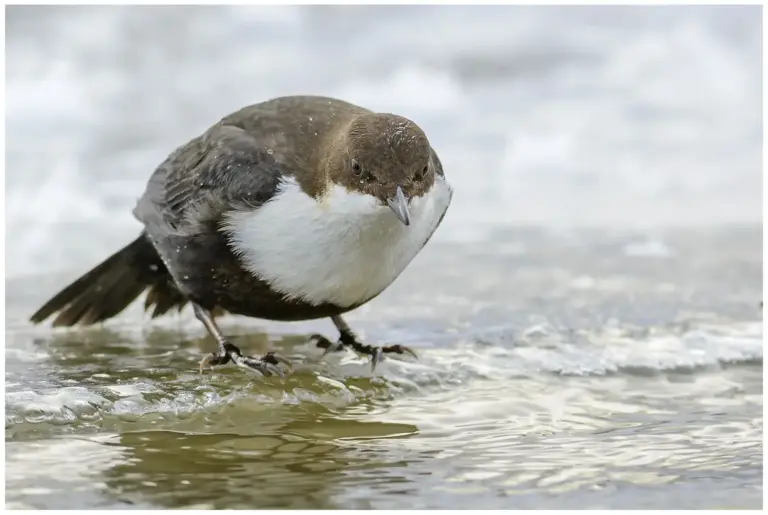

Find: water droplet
183;275;189;280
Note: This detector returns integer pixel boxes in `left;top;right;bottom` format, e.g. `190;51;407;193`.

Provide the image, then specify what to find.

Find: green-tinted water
5;231;763;509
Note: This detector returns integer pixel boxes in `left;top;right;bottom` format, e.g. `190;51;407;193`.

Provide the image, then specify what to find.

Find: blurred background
5;5;762;278
5;5;763;510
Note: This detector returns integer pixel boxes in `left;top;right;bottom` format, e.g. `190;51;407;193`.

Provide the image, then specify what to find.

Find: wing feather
133;123;284;236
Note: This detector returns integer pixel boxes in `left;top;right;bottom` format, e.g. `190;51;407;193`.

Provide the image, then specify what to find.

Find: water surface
6;230;763;509
5;5;762;510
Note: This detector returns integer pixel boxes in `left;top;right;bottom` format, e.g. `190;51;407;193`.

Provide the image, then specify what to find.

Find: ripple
6;387;112;428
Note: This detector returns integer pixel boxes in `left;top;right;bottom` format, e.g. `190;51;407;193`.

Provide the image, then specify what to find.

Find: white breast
222;176;453;308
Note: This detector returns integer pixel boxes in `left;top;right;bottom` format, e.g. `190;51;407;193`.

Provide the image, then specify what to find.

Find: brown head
324;112;436;225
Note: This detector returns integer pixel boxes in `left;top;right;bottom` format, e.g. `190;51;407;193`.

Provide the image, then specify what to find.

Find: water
5;5;763;510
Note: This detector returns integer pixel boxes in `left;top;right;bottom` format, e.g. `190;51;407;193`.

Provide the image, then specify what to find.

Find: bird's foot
310;333;417;371
199;342;291;378
310;334;345;357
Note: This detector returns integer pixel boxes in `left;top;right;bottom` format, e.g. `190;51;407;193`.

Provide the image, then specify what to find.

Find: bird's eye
414;164;428;181
352;159;376;182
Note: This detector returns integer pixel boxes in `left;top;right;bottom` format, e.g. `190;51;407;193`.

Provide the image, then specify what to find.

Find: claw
322;340;345;358
310;334;329;347
199;351;233;373
370;347;384;371
370;345;419;371
390;345;418;360
265;362;286;378
236;353;290;378
312;334;345;357
237;357;269;376
312;334;345;358
199;353;216;374
263;352;293;371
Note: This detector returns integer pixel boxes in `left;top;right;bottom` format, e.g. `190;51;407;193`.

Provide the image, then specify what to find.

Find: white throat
222;176;452;308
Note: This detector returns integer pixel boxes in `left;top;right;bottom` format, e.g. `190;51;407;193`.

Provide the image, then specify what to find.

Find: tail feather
30;233;188;327
144;278;188;319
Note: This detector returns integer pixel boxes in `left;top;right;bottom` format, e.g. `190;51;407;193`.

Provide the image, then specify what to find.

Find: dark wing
134;123;284;236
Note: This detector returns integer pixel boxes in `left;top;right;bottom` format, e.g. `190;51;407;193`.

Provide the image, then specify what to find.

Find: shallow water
5;4;763;510
6;229;763;509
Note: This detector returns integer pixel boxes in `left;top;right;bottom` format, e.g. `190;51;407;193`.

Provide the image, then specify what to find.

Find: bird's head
325;113;436;226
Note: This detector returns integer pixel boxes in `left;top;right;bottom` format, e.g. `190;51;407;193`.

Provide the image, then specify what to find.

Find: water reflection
7;415;421;510
5;259;762;509
7;323;425;508
102;417;418;509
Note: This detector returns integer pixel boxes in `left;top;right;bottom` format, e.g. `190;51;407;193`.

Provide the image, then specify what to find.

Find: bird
29;95;453;377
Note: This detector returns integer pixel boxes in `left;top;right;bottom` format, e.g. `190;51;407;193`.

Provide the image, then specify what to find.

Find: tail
30;233;188;327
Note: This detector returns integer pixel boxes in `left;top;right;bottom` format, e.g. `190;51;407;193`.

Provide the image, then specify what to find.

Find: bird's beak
386;186;411;226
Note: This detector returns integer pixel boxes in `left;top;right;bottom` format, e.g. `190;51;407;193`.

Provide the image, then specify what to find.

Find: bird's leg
311;315;417;371
193;303;291;377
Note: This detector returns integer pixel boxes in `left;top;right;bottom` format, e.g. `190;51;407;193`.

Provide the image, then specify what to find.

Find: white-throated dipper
30;95;453;377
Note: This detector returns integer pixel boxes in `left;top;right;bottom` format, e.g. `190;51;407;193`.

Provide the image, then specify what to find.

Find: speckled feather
131;95;451;321
32;95;451;326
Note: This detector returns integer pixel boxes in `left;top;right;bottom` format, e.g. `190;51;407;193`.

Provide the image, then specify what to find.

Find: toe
370;347;385;371
237;357;269;376
310;334;332;349
199;352;231;373
237;353;290;378
268;353;293;370
199;353;216;373
384;344;418;359
265;362;286;378
261;352;292;371
320;340;345;358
